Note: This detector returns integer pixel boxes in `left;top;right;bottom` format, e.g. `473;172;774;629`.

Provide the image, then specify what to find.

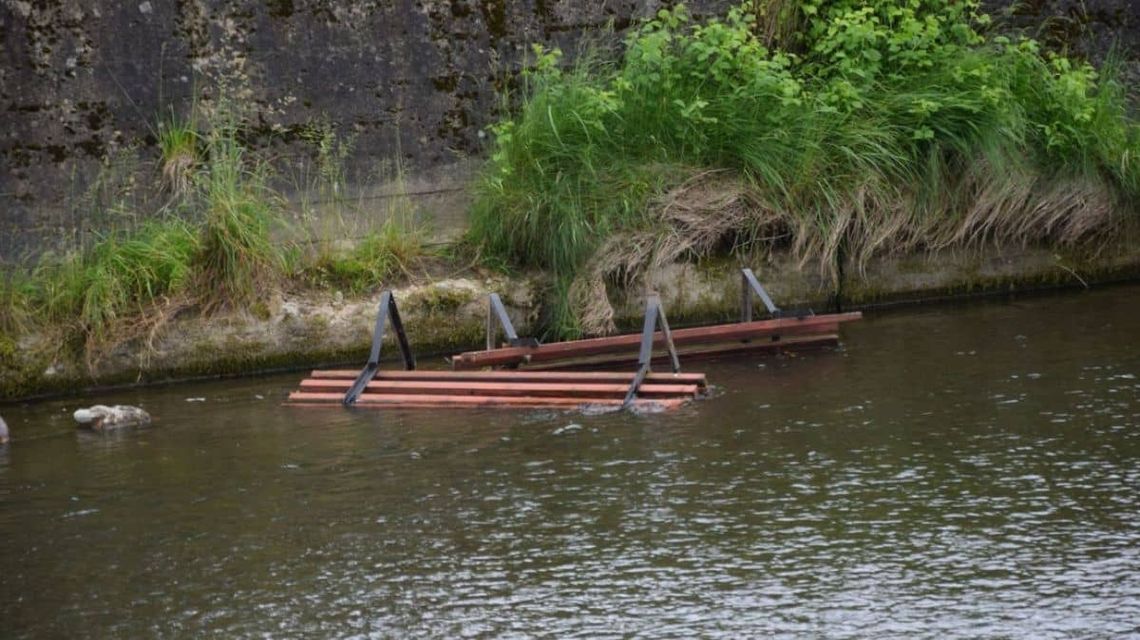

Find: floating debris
73;405;152;431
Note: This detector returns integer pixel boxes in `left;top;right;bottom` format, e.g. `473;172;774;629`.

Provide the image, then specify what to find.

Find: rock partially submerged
0;415;9;444
73;405;151;431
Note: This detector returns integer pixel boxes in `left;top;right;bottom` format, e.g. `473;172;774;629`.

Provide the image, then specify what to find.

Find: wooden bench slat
452;313;860;369
518;334;839;371
297;379;699;398
286;392;686;410
308;369;707;386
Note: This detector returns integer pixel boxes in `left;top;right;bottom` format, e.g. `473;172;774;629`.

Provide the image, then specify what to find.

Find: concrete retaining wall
3;0;1136;261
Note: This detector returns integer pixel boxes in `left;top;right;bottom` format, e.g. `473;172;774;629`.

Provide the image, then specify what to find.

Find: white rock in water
0;415;9;444
73;405;152;431
552;423;583;436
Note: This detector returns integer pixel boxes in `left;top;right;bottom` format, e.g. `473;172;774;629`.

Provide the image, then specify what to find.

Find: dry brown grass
162;150;197;196
571;165;1127;335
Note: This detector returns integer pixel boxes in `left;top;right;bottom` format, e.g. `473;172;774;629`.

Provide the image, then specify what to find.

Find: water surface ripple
2;286;1139;638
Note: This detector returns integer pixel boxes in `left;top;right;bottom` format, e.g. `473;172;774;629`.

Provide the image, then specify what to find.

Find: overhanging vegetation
468;0;1140;336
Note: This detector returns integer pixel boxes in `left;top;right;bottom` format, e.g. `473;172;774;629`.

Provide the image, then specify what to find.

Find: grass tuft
0;89;439;369
157;108;199;196
303;214;427;294
194;122;288;310
26;218;200;352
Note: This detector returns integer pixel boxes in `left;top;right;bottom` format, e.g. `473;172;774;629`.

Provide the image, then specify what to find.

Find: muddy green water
2;287;1139;638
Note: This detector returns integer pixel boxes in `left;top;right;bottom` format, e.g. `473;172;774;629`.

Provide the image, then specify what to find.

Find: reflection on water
1;286;1138;638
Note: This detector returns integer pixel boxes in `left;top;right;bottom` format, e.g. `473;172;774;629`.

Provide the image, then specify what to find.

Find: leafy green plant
469;0;1140;336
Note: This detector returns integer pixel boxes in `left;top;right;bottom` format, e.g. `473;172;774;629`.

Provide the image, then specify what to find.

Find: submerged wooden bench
286;291;706;411
452;312;860;370
285;269;858;412
452;269;861;371
287;369;707;410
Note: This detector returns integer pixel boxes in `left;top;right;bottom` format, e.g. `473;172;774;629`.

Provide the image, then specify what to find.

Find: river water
1;286;1138;638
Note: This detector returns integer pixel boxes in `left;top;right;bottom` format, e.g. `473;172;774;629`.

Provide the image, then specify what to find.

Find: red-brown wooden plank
285;392;688;410
307;369;708;386
451;313;861;369
296;378;700;398
518;334;839;371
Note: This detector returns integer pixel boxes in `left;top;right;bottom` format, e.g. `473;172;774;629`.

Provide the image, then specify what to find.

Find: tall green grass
299;148;431;294
302;214;427;294
0;268;36;338
35;219;200;342
0;96;430;358
469;0;1140;335
0;106;288;354
194;121;288;309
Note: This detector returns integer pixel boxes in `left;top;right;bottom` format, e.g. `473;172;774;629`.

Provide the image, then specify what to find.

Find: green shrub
469;0;1140;336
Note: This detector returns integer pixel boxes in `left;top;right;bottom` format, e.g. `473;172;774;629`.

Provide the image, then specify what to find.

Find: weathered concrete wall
2;0;1137;262
0;0;734;261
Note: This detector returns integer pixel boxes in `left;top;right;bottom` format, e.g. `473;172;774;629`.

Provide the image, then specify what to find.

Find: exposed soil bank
2;244;1138;403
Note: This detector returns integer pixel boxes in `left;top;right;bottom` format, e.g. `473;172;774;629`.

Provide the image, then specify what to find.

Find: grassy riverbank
469;0;1140;335
0;108;428;366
